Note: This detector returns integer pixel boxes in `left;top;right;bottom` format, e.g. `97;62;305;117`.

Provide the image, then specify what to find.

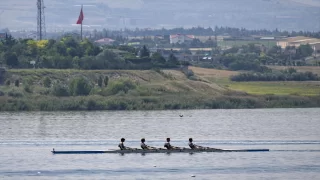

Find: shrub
0;90;4;96
100;79;136;96
108;79;136;95
69;77;93;96
52;83;69;97
14;80;19;87
98;75;103;87
104;76;109;87
181;68;196;80
8;90;23;98
23;78;33;86
43;77;52;88
5;80;10;86
230;71;319;82
24;85;33;93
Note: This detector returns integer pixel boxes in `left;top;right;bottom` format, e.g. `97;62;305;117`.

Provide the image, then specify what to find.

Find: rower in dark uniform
164;138;181;150
188;138;221;150
118;138;133;150
140;138;157;150
188;138;207;150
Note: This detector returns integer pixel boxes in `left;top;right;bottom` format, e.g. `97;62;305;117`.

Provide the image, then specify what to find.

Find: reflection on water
0;108;320;180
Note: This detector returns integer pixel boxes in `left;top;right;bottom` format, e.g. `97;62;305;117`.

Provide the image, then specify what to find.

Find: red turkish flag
76;7;84;24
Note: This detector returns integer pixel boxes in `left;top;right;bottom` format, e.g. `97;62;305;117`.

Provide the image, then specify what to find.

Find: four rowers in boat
119;137;218;150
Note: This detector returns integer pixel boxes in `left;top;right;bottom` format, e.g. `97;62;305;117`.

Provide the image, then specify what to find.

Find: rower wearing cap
118;138;132;150
164;138;181;150
140;138;156;150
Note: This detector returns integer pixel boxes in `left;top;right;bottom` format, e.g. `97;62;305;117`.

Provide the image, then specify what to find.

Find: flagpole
81;4;83;41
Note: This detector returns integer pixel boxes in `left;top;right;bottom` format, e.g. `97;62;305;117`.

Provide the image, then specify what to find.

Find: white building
170;34;195;44
94;38;115;45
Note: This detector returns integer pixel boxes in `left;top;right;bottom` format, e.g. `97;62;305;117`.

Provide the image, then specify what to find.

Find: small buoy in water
153;165;157;167
191;175;195;177
179;115;183;117
37;172;41;174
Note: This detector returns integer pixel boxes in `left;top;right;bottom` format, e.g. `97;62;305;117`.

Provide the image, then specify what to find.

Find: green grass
225;81;320;96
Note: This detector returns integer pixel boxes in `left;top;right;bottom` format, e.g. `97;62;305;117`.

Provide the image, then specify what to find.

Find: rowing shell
51;148;269;154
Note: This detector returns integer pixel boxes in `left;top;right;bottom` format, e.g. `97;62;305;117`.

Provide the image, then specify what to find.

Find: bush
0;90;4;96
43;77;52;88
5;80;10;86
23;78;33;86
104;76;109;87
52;83;69;97
86;99;105;110
8;90;23;98
24;85;33;93
69;77;93;96
230;70;319;82
181;68;196;80
14;80;19;87
98;75;103;87
101;79;136;96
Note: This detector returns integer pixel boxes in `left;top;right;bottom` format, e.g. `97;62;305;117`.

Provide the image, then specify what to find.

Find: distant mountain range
0;0;319;32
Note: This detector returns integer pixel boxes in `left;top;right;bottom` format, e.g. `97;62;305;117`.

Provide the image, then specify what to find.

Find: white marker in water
191;175;195;177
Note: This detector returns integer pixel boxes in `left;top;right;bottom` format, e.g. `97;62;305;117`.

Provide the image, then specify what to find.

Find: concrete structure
170;34;195;44
277;36;320;52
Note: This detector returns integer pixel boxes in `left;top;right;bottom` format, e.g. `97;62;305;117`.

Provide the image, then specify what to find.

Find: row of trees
0;35;180;70
89;26;320;39
207;43;314;72
230;68;319;81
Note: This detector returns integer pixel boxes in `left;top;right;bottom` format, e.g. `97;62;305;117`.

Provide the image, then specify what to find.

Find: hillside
1;0;319;31
0;66;320;111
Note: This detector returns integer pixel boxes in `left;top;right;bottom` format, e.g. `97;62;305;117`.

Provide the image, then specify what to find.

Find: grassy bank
1;67;320;111
190;66;320;96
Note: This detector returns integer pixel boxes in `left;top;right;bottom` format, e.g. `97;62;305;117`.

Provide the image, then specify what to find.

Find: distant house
170;34;195;44
277;36;320;52
94;38;115;45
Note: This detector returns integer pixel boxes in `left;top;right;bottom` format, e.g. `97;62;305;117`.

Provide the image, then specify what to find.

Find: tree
4;52;19;67
151;52;166;66
98;75;103;87
167;54;179;67
5;80;10;86
140;45;150;58
43;77;52;88
104;76;109;87
14;79;19;87
296;44;313;58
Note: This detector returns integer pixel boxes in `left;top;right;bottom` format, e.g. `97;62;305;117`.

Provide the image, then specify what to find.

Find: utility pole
37;0;46;40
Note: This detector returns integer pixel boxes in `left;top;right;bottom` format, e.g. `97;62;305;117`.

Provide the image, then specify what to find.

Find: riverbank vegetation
0;34;320;111
0;67;319;111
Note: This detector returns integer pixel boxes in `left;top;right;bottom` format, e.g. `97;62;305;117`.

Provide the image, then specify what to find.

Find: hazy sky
1;0;320;31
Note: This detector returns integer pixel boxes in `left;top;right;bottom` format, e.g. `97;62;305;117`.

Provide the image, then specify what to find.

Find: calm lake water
0;108;320;180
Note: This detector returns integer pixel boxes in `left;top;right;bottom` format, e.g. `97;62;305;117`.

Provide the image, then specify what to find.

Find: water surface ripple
0;108;319;180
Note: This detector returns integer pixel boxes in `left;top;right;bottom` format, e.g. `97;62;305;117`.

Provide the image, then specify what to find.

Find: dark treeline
0;35;180;70
230;68;319;82
99;26;320;38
